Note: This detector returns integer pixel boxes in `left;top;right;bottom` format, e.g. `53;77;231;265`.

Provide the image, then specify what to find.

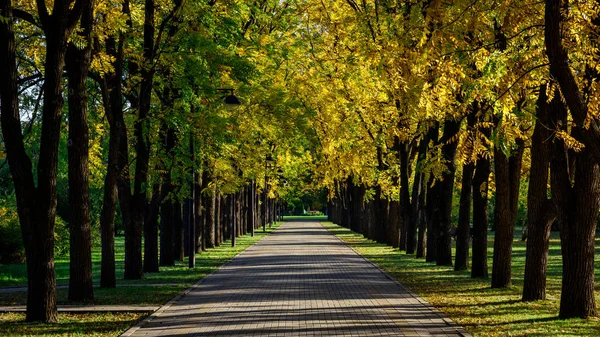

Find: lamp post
263;154;274;232
188;89;241;268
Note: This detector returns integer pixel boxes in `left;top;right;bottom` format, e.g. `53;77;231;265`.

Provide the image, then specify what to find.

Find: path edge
322;221;474;337
120;224;284;337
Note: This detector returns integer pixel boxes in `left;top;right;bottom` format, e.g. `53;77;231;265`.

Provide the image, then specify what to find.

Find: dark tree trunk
545;0;600;318
455;160;474;271
554;148;599;318
160;198;174;266
125;0;157;280
388;201;400;248
0;0;88;321
414;128;432;258
174;198;184;261
232;194;237;247
471;139;491;278
207;184;217;248
159;128;175;266
194;171;203;252
172;199;182;255
248;183;255;236
491;140;524;288
398;143;411;251
436;118;461;266
425;179;438;262
66;0;94;301
455;110;477;271
98;33;125;289
425;124;440;262
144;183;161;272
522;86;556;301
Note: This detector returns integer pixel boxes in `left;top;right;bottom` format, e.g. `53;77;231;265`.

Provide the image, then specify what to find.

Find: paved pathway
124;220;470;337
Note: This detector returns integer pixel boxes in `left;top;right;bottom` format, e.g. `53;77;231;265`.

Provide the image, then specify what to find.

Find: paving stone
123;220;470;336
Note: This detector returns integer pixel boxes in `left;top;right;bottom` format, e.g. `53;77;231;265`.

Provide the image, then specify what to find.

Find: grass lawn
0;222;283;336
283;215;328;221
322;221;600;337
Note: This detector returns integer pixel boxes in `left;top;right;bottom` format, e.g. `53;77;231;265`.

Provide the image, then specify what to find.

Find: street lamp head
217;88;241;111
224;94;241;111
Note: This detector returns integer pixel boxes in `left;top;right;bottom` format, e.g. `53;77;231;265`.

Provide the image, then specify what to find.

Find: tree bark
545;0;600;318
398;143;411;251
491;140;524;288
455;111;477;271
0;0;87;321
160;197;174;266
66;0;94;301
522;85;556;301
144;183;161;272
436;118;461;266
194;171;203;252
98;33;125;289
471;142;491;278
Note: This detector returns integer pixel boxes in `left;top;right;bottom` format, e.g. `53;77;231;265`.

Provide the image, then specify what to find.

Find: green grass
283;215;328;221
0;312;146;337
322;221;600;337
0;222;283;336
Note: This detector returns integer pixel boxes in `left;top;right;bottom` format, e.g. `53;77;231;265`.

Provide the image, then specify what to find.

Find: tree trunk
436;118;461;266
491;140;524;288
125;0;157;280
471;144;491;278
0;0;88;321
160;197;174;266
144;183;161;272
194;171;203;252
455;161;474;271
66;0;94;301
522;85;556;301
545;0;600;318
173;199;183;260
398;143;411;251
248;183;255;236
206;183;217;248
455;111;477;271
425;124;440;262
414;128;432;258
98;33;125;289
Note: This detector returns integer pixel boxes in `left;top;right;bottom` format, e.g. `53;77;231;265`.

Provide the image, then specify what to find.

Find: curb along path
122;220;471;337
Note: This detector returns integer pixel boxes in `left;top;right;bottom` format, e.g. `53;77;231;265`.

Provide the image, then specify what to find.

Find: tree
66;0;95;302
0;0;88;322
544;0;600;317
522;85;556;301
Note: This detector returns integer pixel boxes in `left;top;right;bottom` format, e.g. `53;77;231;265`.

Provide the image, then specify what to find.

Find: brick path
124;220;470;336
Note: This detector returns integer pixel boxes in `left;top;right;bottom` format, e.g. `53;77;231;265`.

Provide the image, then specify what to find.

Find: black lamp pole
188;114;196;269
263;155;268;232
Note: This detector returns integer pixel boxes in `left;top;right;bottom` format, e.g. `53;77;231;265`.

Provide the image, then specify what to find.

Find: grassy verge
0;222;283;336
322;221;600;337
283;215;327;221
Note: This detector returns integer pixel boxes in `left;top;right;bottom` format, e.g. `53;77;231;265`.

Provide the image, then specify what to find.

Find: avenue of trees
0;0;599;324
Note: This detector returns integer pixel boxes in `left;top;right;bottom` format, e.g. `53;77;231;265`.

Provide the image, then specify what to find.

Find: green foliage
0;196;23;264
